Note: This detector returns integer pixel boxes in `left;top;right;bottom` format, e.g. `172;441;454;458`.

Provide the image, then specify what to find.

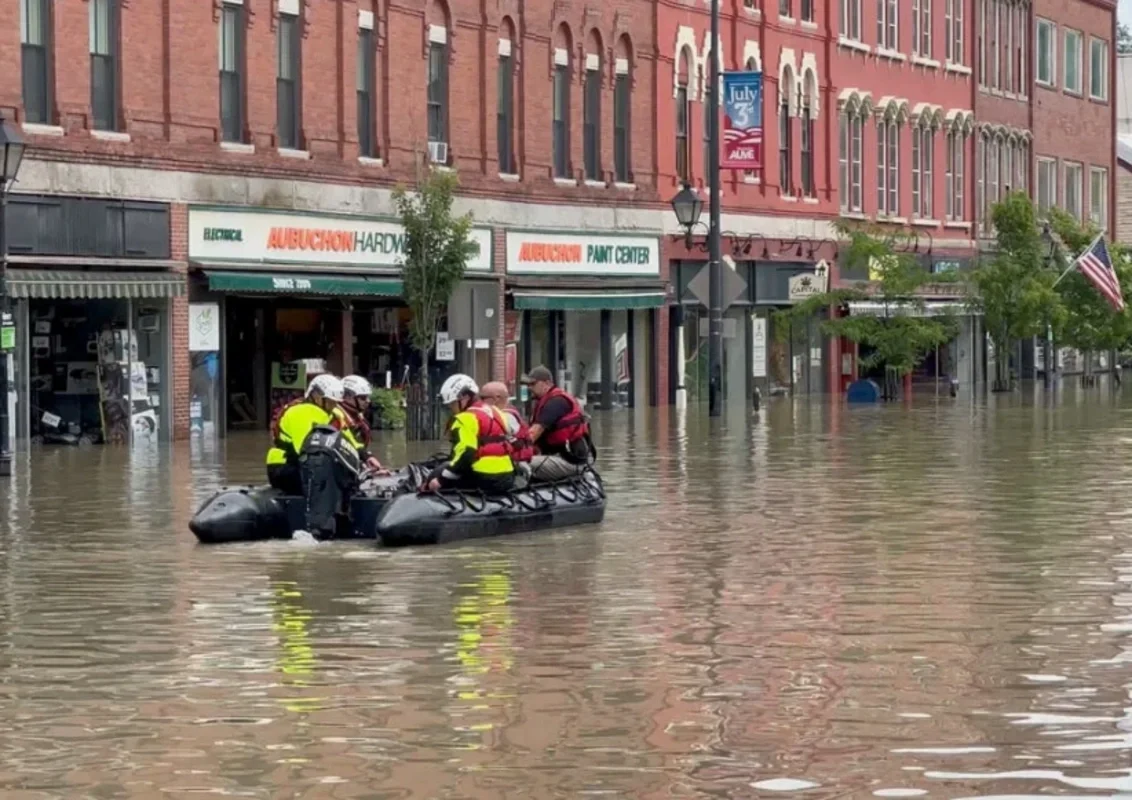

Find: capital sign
788;260;830;302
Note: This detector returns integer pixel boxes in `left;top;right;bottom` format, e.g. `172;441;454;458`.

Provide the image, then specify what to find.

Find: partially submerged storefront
186;206;494;431
503;231;665;409
5;194;184;445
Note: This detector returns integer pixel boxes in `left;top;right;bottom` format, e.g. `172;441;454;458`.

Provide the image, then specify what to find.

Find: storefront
503;230;665;409
5;194;183;446
186;206;494;431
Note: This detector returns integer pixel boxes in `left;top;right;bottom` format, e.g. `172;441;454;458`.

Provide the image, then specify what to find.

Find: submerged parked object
375;469;606;547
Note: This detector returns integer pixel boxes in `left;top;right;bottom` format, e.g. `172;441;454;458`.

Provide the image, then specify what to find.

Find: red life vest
502;405;534;463
465;402;513;459
531;386;589;450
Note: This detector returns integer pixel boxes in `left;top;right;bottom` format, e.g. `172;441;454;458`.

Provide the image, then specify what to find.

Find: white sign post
435;332;456;361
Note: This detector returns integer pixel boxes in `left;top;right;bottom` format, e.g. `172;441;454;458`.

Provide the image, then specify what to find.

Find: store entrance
26;298;168;444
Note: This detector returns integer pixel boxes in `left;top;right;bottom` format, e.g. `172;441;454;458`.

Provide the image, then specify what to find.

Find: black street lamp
0;117;27;478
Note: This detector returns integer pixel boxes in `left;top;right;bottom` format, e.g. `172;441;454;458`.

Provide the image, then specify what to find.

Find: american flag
1075;236;1125;312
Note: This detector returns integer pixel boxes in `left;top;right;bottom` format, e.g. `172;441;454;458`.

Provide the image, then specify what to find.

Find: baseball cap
520;365;554;385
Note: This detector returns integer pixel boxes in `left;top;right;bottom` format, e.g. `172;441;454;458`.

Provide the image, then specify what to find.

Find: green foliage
392;169;479;366
370;387;406;429
773;223;955;379
1120;22;1132;55
1047;209;1132;354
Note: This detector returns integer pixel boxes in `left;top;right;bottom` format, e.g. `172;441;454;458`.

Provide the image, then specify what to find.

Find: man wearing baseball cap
521;365;594;482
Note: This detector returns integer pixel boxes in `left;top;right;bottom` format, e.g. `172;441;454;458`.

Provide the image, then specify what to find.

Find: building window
780;0;791;17
277;11;301;149
89;0;118;131
991;0;1000;88
842;0;862;41
583;55;602;181
1063;29;1082;93
877;119;899;215
21;0;51;125
946;129;965;221
1004;0;1013;91
1090;167;1108;229
1003;139;1013;197
676;83;689;181
913;0;931;57
912;124;934;219
976;134;985;227
1015;3;1026;95
427;33;448;147
1064;162;1083;219
553;51;570;179
703;96;712;184
1036;157;1057;212
1017;139;1028;191
219;2;245;143
800;93;814;197
801;0;815;22
1090;38;1109;100
357;26;377;158
613;60;631;183
779;88;792;195
946;0;963;64
877;0;897;50
987;136;999;218
1036;19;1055;87
497;43;515;173
978;0;986;85
839;112;863;212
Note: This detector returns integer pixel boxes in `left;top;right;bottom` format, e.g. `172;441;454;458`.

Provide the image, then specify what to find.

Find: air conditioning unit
428;141;448;164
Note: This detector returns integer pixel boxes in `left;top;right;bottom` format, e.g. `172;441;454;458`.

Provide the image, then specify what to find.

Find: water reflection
3;392;1132;797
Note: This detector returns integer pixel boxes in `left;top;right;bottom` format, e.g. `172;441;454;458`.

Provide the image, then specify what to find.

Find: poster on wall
751;317;767;378
721;71;763;170
189;303;221;352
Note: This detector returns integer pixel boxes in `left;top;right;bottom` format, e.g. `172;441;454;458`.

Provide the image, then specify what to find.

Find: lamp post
670;1;724;420
0;117;27;478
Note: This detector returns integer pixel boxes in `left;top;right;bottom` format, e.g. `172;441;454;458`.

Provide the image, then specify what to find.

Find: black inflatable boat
190;462;606;546
375;469;606;547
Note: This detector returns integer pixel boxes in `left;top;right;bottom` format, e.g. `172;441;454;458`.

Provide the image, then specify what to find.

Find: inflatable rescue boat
190;462;606;546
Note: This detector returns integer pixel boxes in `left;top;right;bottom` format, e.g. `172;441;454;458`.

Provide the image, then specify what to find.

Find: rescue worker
521;365;594;483
480;381;533;489
266;374;343;494
340;374;389;474
422;374;515;495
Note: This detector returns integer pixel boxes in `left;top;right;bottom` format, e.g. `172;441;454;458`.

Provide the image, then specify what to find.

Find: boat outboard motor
299;425;362;540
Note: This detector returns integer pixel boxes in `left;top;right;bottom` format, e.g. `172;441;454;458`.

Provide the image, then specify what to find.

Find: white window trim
1036;19;1056;88
1089;37;1109;101
1090;166;1109;228
1036;156;1058;211
1063;160;1083;218
1063;28;1083;95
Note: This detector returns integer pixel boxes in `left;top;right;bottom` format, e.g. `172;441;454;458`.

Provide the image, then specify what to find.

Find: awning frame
6;269;186;299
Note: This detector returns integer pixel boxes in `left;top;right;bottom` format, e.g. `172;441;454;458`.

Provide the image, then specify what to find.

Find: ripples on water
1;387;1132;798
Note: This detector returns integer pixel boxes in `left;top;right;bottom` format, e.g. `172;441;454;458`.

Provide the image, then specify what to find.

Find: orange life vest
501;405;534;463
465;402;513;459
531;386;589;450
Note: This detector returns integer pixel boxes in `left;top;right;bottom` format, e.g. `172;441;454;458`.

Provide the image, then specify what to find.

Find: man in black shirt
523;366;593;483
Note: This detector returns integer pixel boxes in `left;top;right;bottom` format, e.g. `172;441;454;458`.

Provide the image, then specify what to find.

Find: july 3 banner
722;71;763;170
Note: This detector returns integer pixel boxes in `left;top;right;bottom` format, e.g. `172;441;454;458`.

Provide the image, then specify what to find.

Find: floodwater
3;387;1132;799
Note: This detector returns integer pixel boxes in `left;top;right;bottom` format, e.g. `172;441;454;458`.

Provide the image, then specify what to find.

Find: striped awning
7;269;186;299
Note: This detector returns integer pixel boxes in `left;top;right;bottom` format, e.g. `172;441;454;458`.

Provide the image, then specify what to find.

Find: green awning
7;269;186;299
203;270;402;297
512;291;666;311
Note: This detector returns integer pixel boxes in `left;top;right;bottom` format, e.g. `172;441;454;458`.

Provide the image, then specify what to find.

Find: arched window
839;95;865;213
613;36;632;183
552;24;572;179
877;105;901;216
676;46;692;182
945;118;967;222
583;30;603;181
800;69;816;197
497;16;517;175
912;113;937;219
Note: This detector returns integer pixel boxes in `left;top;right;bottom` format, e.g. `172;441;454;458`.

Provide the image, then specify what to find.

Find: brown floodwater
2;387;1132;799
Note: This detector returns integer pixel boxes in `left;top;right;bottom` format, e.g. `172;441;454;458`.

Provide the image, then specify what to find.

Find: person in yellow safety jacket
266;374;345;495
422;373;515;495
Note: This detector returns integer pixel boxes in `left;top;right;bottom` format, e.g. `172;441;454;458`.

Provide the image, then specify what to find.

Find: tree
968;192;1063;390
1119;22;1132;55
392;168;479;395
774;223;956;399
1047;208;1132;377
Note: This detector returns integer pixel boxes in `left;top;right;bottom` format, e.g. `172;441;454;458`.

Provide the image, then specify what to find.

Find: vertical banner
721;71;763;170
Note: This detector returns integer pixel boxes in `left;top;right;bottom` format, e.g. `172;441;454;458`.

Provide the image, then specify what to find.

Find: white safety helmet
438;373;479;404
342;375;373;399
306;374;345;402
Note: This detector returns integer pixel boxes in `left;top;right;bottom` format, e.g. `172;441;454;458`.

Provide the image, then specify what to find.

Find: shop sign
0;313;13;351
435;332;456;361
787;261;829;302
505;232;659;277
189;303;221;352
188;208;493;272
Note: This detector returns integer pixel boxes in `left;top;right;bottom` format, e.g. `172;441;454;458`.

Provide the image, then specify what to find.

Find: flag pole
1052;232;1103;289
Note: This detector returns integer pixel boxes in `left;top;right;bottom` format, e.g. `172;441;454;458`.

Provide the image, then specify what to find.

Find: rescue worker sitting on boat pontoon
480;380;534;488
521;365;595;483
266;374;343;495
340;374;391;476
422;374;515;495
270;374;366;462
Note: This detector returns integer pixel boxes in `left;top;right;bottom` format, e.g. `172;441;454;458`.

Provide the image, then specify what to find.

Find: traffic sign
685;260;748;310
